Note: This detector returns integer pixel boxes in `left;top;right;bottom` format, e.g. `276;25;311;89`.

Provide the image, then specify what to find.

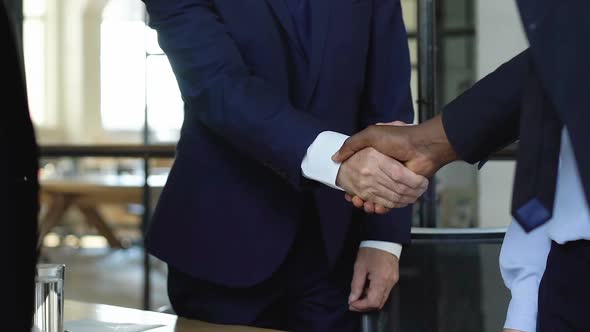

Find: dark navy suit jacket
143;0;413;287
1;2;39;329
443;0;590;209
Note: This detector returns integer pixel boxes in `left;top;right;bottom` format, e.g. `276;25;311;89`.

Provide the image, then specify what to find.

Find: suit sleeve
143;0;327;189
358;0;414;244
442;49;532;164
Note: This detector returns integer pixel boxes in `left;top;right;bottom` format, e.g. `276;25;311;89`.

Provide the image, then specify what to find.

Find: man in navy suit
334;1;590;331
142;0;427;331
1;1;40;330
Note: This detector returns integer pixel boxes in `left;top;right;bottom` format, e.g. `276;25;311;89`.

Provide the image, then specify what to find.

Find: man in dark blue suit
1;1;40;330
142;0;427;331
334;1;590;331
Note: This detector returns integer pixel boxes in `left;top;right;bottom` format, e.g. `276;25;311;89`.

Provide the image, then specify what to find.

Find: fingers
369;155;428;206
335;123;417;170
350;279;390;312
344;175;424;213
346;193;388;213
380;158;429;193
349;262;368;305
352;195;365;208
374;204;391;214
373;182;415;206
349;249;399;312
354;150;420;207
350;200;390;215
355;184;411;210
376;177;427;204
332;126;378;163
347;197;391;215
346;177;425;213
345;193;353;202
363;201;375;214
339;147;427;211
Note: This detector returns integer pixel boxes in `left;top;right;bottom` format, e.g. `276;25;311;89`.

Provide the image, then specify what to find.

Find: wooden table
65;300;281;332
40;174;166;248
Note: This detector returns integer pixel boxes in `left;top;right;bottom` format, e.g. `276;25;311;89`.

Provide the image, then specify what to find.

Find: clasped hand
334;117;458;214
334;122;429;214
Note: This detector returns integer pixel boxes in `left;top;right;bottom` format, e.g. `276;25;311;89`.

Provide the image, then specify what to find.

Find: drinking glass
33;264;65;332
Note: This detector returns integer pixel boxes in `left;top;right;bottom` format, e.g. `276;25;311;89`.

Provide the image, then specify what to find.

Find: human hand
344;192;391;214
349;247;399;312
333;115;458;178
344;121;415;214
335;116;458;213
336;147;428;211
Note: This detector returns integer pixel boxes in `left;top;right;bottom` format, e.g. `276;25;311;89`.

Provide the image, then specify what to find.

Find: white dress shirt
500;128;590;332
301;131;403;259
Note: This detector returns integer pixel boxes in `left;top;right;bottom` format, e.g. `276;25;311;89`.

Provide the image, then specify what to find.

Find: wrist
409;116;458;177
335;168;343;188
335;163;349;191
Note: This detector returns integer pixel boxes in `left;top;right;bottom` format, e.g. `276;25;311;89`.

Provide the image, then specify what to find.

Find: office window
401;0;418;123
100;2;145;132
100;0;183;141
23;0;48;125
145;27;184;142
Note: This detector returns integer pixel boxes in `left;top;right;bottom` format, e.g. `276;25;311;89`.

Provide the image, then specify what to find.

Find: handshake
332;116;458;214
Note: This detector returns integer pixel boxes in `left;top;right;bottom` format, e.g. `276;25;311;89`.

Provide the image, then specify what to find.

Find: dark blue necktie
511;66;562;232
284;0;311;61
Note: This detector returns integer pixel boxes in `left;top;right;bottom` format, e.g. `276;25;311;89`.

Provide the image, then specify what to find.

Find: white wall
475;0;528;228
476;0;528;78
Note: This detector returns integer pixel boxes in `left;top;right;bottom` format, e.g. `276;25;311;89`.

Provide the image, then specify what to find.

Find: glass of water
34;264;65;332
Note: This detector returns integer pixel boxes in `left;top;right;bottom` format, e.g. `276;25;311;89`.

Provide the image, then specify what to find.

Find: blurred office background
7;0;528;330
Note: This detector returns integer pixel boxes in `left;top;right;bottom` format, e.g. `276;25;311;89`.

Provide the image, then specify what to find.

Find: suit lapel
304;0;335;108
264;0;305;57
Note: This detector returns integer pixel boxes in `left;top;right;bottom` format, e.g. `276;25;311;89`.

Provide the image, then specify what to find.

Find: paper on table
64;319;164;332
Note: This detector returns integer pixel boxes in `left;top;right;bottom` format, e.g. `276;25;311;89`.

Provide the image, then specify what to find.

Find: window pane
23;18;46;125
23;0;46;17
100;21;146;130
401;0;417;33
103;0;145;21
146;55;183;136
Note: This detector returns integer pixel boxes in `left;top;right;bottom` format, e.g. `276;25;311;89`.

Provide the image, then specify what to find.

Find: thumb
349;264;367;303
332;128;375;162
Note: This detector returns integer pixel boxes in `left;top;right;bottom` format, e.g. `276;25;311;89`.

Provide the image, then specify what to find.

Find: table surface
65;300;281;332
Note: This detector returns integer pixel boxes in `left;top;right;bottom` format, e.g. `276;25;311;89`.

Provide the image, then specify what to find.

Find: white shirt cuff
301;131;349;191
360;241;403;259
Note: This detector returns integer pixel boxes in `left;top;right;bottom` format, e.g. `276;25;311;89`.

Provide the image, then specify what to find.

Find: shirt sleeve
360;241;402;259
499;220;551;332
301;131;348;190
